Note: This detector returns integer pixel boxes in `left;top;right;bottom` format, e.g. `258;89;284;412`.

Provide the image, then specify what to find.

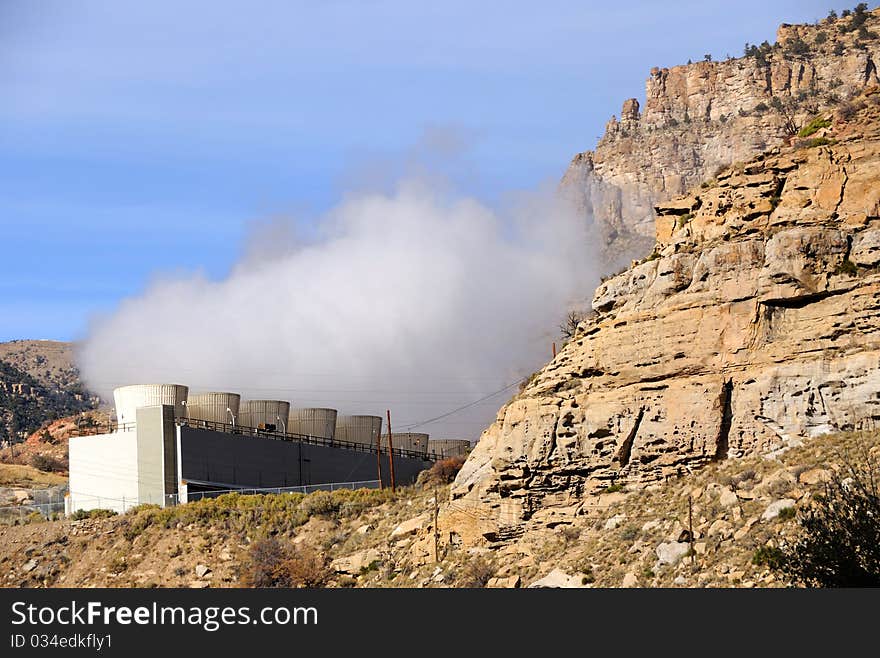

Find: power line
400;378;524;431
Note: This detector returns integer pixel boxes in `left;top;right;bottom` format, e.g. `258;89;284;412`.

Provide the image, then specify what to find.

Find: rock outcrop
563;7;880;271
452;90;880;538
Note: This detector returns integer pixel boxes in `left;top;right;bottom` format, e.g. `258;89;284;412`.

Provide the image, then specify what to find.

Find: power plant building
67;385;436;514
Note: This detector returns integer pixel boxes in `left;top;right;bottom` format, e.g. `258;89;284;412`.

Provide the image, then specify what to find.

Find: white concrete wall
68;431;141;513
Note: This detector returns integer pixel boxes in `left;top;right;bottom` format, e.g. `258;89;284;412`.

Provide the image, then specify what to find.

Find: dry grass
0;462;67;487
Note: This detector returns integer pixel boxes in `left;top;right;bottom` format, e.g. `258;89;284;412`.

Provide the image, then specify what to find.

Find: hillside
0;428;875;588
0;340;86;392
0;358;97;445
563;5;880;271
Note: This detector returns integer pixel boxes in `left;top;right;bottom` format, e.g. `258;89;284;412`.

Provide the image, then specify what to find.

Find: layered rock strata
453;93;880;537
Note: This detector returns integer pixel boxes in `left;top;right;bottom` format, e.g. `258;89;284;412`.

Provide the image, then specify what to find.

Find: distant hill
0;340;85;392
0;340;98;443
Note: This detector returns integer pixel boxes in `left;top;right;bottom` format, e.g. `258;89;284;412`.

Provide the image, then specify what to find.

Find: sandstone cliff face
452;91;880;538
564;8;880;271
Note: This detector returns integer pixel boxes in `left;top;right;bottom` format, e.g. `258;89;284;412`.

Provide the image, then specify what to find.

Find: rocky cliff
452;88;880;540
565;7;880;271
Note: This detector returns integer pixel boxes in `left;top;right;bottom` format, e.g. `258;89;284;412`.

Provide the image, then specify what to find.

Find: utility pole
688;495;695;565
386;409;396;492
433;485;441;563
375;425;383;490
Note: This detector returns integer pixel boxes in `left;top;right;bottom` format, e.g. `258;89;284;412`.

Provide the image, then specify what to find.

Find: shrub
777;506;797;521
457;556;495;588
677;213;693;229
771;448;880;587
798;116;832;138
603;483;625;494
785;37;811;56
70;508;116;521
797;137;835;149
835;259;859;276
241;538;331;588
29;454;64;472
620;526;639;542
752;545;785;568
754;101;769;113
298;490;341;518
419;456;466;487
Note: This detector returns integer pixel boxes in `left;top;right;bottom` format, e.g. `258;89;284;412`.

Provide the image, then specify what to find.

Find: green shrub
798;137;835;149
299;490;341;518
835;259;858;276
71;508;116;521
798;116;832;138
677;213;693;229
603;483;625;493
752;545;785;568
28;454;64;473
777;506;797;521
771;448;880;587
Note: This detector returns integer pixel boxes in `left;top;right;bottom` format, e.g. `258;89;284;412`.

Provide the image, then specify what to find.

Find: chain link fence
0;484;68;523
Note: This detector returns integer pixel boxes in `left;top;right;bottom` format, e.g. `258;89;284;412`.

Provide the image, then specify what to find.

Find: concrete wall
67;405;178;514
179;426;431;489
135;405;177;505
68;430;140;513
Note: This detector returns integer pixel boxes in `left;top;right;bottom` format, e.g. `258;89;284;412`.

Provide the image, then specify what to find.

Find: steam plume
78;178;596;438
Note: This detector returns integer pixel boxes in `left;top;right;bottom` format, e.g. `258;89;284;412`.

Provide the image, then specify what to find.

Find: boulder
655;542;690;566
604;514;626;530
487;575;521;588
621;571;639;588
391;514;427;538
527;569;582;588
719;488;739;508
762;499;796;521
798;468;831;486
331;549;381;576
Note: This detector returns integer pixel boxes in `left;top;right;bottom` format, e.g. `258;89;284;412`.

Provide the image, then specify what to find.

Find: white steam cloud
78;178;596;439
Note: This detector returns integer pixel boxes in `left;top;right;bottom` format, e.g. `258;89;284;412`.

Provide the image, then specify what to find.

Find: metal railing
69;421;137;436
175;416;438;461
68;415;441;461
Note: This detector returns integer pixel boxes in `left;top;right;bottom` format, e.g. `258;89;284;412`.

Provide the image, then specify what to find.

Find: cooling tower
186;392;241;424
238;400;291;430
288;408;337;440
335;415;383;447
383;432;430;455
427;439;471;458
113;384;188;426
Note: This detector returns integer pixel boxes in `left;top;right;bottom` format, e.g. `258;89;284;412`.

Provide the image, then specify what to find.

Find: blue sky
1;0;834;342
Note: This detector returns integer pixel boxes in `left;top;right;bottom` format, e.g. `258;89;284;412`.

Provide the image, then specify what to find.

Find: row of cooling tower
112;384;471;457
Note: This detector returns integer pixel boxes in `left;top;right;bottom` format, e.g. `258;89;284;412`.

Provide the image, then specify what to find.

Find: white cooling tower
238;400;291;430
186;392;241;424
427;439;471;458
383;432;430;455
335;415;383;447
113;384;189;426
288;408;337;440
